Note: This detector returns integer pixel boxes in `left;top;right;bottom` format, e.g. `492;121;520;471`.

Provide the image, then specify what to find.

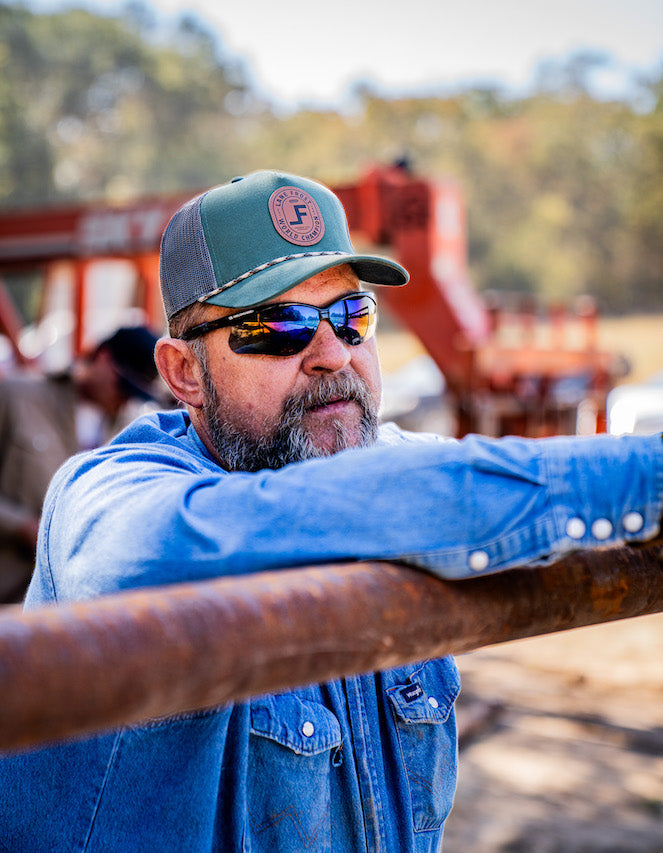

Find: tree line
1;2;662;312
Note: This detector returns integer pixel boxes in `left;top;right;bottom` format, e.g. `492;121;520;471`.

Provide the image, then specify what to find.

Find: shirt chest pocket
386;657;461;833
246;695;342;853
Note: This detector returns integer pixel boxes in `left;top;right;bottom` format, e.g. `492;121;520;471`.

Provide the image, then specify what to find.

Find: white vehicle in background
607;371;663;435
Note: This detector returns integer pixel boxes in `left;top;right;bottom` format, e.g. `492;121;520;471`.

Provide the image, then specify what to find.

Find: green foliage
0;1;260;202
1;2;662;311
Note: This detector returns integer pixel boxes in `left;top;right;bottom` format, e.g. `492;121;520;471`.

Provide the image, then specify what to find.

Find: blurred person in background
0;326;160;603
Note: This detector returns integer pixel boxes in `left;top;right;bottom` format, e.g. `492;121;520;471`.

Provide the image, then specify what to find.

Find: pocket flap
387;658;460;725
250;694;342;756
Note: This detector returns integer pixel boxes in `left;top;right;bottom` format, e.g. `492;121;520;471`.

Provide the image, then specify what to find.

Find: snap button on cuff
565;517;586;540
302;721;314;737
591;518;613;540
468;550;489;572
623;511;644;533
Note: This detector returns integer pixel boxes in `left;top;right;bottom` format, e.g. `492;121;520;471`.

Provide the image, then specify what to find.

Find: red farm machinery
0;165;624;437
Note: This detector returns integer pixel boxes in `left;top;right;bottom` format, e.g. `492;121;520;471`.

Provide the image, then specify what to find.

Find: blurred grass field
598;314;663;384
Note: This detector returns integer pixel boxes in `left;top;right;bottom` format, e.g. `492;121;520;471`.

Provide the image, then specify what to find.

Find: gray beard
200;370;379;472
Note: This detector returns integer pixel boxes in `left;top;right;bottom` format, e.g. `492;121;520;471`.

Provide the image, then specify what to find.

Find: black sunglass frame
179;291;377;352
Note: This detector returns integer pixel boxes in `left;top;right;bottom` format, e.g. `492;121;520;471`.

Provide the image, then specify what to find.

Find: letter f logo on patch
268;186;325;246
289;204;308;226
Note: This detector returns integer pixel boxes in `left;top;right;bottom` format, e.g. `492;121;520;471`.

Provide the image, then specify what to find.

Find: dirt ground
442;613;663;852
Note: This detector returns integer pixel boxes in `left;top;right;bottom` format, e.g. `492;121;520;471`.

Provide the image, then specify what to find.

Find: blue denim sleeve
30;424;663;603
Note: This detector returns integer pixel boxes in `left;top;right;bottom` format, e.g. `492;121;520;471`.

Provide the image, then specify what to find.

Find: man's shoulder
107;408;220;468
110;408;192;447
54;409;215;485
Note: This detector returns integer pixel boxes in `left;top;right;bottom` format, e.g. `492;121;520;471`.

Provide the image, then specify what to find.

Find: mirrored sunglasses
180;292;377;357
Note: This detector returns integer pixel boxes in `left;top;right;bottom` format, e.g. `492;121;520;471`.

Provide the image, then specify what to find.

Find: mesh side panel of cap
160;193;218;318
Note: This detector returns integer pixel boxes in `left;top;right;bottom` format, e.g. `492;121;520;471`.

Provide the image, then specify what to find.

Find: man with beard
1;171;662;852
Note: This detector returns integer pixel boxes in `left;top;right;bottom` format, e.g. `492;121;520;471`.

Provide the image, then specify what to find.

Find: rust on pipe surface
1;540;662;752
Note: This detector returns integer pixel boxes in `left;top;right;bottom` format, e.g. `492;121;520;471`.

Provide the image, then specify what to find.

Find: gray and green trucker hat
159;170;409;319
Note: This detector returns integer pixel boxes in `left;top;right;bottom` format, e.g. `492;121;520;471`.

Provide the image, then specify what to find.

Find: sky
22;0;663;110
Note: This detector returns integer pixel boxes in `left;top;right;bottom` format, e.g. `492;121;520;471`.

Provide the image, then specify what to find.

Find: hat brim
203;253;409;309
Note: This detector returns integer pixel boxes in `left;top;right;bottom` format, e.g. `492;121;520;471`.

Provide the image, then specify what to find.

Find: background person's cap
159;170;409;319
98;326;159;401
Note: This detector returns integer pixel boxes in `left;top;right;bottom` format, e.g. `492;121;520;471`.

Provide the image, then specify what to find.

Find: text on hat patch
268;186;325;246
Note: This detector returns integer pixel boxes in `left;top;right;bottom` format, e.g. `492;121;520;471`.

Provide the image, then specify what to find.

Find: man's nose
300;320;352;374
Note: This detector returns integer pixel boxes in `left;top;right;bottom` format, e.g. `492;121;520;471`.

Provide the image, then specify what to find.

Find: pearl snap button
565;518;586;540
428;697;439;709
302;721;314;737
468;550;489;572
591;518;613;540
623;511;644;533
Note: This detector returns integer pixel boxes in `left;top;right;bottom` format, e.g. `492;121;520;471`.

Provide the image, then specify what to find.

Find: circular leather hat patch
268;186;325;246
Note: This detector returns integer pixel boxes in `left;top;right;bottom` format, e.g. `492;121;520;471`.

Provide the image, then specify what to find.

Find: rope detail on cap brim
202;251;350;299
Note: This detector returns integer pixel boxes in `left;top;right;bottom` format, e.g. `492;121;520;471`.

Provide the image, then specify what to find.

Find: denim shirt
1;413;662;852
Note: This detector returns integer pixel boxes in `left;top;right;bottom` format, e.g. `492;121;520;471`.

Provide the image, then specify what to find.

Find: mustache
286;372;374;415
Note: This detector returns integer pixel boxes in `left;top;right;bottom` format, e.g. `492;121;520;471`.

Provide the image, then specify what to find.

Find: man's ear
154;337;205;408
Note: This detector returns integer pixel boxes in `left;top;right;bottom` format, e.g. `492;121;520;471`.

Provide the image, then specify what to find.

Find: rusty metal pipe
1;540;663;751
